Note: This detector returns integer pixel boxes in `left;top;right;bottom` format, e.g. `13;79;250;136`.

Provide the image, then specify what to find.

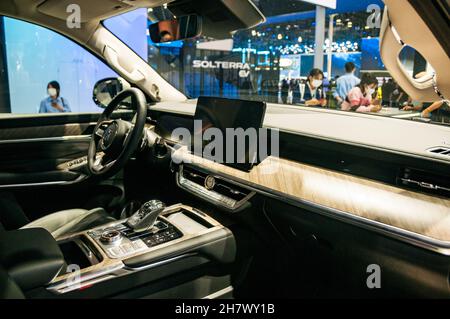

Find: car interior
0;0;449;299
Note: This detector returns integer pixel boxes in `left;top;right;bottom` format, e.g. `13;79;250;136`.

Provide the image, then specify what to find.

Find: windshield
103;1;450;126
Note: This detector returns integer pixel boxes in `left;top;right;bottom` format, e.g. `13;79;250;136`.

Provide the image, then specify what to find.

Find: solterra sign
192;60;251;78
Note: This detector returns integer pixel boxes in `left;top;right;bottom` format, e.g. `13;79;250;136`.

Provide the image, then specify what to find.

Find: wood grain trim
175;150;450;244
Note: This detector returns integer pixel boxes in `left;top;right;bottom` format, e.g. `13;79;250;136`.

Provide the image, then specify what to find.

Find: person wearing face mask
39;81;71;113
341;73;381;113
297;68;327;107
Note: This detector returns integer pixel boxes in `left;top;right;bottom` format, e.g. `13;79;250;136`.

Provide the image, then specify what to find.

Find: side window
0;16;117;114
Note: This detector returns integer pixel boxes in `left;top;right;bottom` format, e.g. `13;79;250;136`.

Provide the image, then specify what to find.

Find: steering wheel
88;88;147;177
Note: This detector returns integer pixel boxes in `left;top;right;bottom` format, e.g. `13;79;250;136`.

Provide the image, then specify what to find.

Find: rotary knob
100;230;122;244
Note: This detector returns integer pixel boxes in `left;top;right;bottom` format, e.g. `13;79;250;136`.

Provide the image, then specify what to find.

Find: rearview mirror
149;15;202;43
93;77;129;108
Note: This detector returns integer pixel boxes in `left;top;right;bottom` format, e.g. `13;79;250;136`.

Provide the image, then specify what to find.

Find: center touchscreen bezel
191;96;267;172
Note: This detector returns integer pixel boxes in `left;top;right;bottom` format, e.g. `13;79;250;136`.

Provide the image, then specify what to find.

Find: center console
46;202;236;296
86;200;184;260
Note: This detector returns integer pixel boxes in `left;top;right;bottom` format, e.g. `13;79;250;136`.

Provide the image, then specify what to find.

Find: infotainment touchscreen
191;96;267;171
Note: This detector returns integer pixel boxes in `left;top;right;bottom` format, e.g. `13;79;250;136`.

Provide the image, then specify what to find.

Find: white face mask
48;88;57;97
312;79;323;88
368;88;376;95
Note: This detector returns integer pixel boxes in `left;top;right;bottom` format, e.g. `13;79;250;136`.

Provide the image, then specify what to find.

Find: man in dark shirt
381;79;395;106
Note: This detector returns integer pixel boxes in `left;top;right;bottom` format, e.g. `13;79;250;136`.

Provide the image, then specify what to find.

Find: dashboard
150;100;450;163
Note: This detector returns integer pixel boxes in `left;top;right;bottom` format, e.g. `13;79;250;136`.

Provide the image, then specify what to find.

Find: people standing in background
400;72;431;113
381;78;395;106
287;79;297;104
39;81;71;113
377;85;383;102
295;68;327;107
391;83;408;108
278;79;290;104
333;62;360;106
341;73;381;113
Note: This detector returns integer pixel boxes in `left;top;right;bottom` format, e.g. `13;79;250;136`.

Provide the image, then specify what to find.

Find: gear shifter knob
126;200;166;232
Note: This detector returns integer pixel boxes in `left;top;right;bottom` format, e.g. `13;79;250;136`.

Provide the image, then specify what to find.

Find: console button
131;240;146;250
140;225;182;248
121;243;133;253
109;247;122;257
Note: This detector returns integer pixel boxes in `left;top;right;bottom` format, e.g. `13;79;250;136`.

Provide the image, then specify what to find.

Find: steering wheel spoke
92;152;116;172
122;124;135;146
95;128;104;138
92;152;104;169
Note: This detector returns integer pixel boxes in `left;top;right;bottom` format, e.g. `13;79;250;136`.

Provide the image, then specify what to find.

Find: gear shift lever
126;200;166;232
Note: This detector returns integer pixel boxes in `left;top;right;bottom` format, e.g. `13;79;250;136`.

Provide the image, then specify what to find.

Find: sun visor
380;0;450;102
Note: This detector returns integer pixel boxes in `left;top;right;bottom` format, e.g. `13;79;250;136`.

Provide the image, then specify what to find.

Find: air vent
183;166;251;201
178;166;254;211
427;147;450;157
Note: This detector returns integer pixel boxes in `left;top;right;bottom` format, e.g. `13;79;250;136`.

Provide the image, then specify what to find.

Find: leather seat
0;266;24;299
20;208;115;239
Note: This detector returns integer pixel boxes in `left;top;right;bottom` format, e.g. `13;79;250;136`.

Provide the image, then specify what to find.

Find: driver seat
0;191;117;238
20;208;115;239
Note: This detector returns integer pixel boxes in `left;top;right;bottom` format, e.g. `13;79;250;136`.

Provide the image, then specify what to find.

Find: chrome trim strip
203;286;234;299
182;164;450;256
0;135;91;144
47;263;125;294
50;253;201;294
400;178;450;193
